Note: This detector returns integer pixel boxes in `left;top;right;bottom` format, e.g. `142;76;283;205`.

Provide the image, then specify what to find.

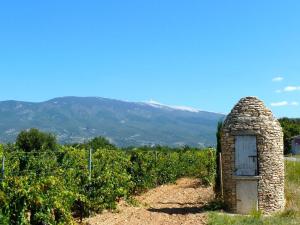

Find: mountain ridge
0;96;225;147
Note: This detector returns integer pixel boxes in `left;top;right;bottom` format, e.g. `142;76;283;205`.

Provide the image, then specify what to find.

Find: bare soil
85;178;214;225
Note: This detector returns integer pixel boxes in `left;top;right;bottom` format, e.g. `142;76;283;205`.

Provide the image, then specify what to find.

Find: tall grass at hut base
208;161;300;225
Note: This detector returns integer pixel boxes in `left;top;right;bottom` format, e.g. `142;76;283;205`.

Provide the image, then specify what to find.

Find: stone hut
221;97;285;214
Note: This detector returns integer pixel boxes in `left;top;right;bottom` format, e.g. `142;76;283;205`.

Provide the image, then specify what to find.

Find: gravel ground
85;178;214;225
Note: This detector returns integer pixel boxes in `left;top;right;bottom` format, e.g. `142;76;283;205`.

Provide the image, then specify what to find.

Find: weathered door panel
235;136;257;176
236;180;258;214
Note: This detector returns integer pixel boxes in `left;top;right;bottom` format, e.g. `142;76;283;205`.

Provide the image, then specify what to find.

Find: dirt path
85;178;214;225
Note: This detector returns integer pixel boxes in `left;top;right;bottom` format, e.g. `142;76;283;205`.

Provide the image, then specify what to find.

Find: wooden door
236;180;258;214
235;136;258;176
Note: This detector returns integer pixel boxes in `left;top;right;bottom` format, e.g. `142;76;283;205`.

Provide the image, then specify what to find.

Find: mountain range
0;97;225;147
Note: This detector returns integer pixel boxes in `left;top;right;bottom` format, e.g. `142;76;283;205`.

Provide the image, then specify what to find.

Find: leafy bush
1;175;76;225
87;149;133;212
128;150;158;192
128;148;216;192
16;128;57;153
0;140;216;224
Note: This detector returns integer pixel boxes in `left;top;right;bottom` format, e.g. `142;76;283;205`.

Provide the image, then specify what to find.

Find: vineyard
0;142;216;225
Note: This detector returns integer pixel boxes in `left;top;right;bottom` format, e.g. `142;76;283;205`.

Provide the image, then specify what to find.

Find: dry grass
285;161;300;213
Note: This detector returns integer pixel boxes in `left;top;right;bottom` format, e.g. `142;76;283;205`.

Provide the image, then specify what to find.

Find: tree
16;128;57;152
88;137;116;150
214;121;223;198
72;137;116;150
278;118;300;155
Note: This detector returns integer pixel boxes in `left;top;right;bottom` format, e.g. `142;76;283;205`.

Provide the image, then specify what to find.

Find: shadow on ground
148;200;223;215
148;206;206;215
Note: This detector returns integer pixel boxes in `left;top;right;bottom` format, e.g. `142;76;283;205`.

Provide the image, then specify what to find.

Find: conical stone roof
223;96;282;134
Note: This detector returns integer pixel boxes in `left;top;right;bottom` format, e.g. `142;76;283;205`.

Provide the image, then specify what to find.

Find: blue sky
0;1;300;117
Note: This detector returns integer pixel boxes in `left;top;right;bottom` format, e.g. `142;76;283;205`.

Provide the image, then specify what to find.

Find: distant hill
0;97;225;147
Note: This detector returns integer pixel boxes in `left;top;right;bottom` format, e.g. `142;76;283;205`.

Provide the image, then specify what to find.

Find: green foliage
128;150;158;192
214;121;223;197
285;161;300;215
71;136;117;150
87;149;133;212
278;118;300;155
208;212;299;225
16;128;57;152
0;147;78;224
1;175;76;225
128;147;216;192
0;132;216;224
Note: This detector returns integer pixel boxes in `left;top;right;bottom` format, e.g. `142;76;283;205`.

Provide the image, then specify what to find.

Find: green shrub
1;175;76;225
86;149;133;212
0;142;216;223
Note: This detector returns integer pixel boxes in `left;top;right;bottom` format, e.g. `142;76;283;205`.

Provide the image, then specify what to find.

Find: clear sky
0;1;300;117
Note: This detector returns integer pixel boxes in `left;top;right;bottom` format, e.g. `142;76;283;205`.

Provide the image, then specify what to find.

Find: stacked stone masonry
221;96;285;214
